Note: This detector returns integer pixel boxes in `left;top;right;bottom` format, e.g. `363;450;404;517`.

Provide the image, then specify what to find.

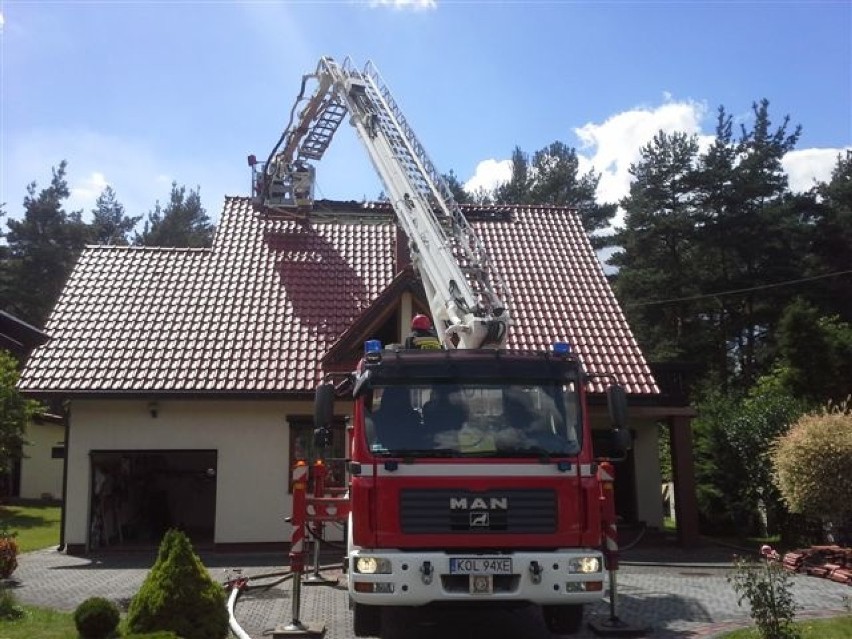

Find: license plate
449;557;513;574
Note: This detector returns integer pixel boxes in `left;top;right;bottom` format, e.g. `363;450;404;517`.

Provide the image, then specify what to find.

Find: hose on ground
227;581;252;639
226;562;344;638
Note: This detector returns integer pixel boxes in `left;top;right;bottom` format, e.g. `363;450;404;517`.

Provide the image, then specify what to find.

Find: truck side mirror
609;428;633;461
314;383;335;431
606;384;628;429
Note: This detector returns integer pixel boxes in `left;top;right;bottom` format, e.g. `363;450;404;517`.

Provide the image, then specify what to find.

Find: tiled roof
18;198;658;397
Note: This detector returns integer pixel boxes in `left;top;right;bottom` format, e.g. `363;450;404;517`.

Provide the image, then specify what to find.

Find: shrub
126;529;228;639
770;402;852;536
74;596;121;639
728;552;800;639
0;586;23;620
0;535;18;579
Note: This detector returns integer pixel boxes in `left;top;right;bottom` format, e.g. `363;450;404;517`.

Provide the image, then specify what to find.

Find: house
0;310;63;501
18;198;699;554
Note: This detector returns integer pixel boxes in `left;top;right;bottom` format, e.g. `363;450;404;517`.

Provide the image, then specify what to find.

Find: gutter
57;402;70;552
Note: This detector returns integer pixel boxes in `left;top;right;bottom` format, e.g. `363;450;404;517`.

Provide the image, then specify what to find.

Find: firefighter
405;314;441;349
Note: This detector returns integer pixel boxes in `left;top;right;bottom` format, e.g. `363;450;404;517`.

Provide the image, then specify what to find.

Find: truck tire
353;602;382;637
542;604;583;635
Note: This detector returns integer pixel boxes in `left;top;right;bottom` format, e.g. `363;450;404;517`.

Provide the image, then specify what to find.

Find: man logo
450;497;509;511
470;512;489;527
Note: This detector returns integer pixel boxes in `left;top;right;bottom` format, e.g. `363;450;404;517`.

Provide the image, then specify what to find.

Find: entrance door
89;450;217;549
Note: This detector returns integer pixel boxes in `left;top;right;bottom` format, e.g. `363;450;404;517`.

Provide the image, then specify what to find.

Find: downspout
57;400;71;552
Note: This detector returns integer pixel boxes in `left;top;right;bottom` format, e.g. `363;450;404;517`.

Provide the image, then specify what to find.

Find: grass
0;605;77;639
0;501;61;552
0;604;183;638
719;615;852;638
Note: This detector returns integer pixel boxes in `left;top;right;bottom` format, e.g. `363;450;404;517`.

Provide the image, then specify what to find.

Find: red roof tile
18;198;658;396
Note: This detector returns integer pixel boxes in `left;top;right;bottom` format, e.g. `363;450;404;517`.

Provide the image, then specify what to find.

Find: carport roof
18;197;659;397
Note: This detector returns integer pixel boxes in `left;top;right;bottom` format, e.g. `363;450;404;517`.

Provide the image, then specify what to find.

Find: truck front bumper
348;549;606;606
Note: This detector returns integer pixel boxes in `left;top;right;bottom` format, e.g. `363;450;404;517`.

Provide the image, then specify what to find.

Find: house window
288;416;347;491
51;446;65;459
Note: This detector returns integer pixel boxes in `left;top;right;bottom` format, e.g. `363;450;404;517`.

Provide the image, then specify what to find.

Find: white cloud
464;159;512;195
69;172;109;215
573;99;709;206
463;97;712;219
368;0;437;10
782;147;848;193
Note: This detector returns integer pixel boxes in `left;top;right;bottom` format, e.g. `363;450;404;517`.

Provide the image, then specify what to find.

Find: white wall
65;398;664;548
20;421;64;500
631;418;664;527
589;409;664;529
66;399;318;548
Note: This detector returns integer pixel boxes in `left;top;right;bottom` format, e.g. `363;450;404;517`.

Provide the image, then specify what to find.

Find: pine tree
692;101;802;386
493;142;616;244
494;146;530;204
610;131;703;362
807;150;852;320
90;186;141;245
442;170;471;204
135;183;214;248
2;162;89;327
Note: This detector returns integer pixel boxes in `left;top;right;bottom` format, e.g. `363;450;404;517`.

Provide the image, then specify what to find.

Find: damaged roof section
18;198;659;397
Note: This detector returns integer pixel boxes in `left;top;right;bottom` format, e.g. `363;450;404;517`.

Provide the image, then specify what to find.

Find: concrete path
7;543;850;639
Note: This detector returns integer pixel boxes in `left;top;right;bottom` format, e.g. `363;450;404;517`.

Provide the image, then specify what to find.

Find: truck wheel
353;602;382;637
542;604;583;635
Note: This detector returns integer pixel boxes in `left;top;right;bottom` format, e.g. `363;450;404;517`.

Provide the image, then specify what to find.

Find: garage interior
89;450;217;549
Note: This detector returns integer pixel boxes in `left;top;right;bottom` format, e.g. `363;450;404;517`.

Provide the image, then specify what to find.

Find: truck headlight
354;556;392;574
568;557;601;574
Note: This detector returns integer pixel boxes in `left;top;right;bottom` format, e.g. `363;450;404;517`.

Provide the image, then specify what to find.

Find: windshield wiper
387;448;461;458
490;447;566;458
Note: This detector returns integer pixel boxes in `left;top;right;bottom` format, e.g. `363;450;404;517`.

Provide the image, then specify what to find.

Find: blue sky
1;0;850;228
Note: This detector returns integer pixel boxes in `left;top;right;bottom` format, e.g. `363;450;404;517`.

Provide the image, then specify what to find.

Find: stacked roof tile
18;197;659;396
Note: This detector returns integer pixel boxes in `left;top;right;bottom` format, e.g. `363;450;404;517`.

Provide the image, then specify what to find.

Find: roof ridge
83;245;213;253
221;194;578;214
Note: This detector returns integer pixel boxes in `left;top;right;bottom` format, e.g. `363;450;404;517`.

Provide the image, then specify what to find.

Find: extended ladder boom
251;56;510;349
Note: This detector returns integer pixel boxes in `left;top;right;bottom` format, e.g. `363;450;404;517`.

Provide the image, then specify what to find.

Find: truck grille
400;489;557;534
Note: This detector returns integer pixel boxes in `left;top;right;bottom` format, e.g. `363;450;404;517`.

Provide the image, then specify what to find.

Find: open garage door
89;450;217;549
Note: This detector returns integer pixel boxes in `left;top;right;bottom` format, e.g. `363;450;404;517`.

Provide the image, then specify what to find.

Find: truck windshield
365;381;581;458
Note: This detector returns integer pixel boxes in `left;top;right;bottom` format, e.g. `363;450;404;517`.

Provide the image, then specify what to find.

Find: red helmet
411;314;432;331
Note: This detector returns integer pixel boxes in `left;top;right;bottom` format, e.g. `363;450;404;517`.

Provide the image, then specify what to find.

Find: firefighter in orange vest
405;314;441;349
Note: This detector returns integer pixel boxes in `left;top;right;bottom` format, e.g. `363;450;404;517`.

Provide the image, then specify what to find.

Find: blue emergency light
364;340;383;354
552;342;571;355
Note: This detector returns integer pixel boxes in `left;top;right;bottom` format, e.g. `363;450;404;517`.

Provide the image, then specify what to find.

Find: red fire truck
253;56;630;637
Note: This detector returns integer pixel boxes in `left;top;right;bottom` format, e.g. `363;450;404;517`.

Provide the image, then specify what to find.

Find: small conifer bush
74;596;121;639
127;529;228;639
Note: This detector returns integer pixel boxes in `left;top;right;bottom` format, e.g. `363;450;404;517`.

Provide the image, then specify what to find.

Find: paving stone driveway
8;545;850;639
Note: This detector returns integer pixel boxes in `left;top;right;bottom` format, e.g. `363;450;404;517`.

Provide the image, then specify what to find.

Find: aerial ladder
244;56;635;639
249;56;510;349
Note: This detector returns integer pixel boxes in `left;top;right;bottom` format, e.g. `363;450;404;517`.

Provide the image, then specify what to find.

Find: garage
89;450;217;549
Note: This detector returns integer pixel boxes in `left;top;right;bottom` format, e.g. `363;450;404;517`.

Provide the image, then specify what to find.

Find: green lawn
0;605;77;639
719;615;852;638
0;605;185;638
0;502;61;552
